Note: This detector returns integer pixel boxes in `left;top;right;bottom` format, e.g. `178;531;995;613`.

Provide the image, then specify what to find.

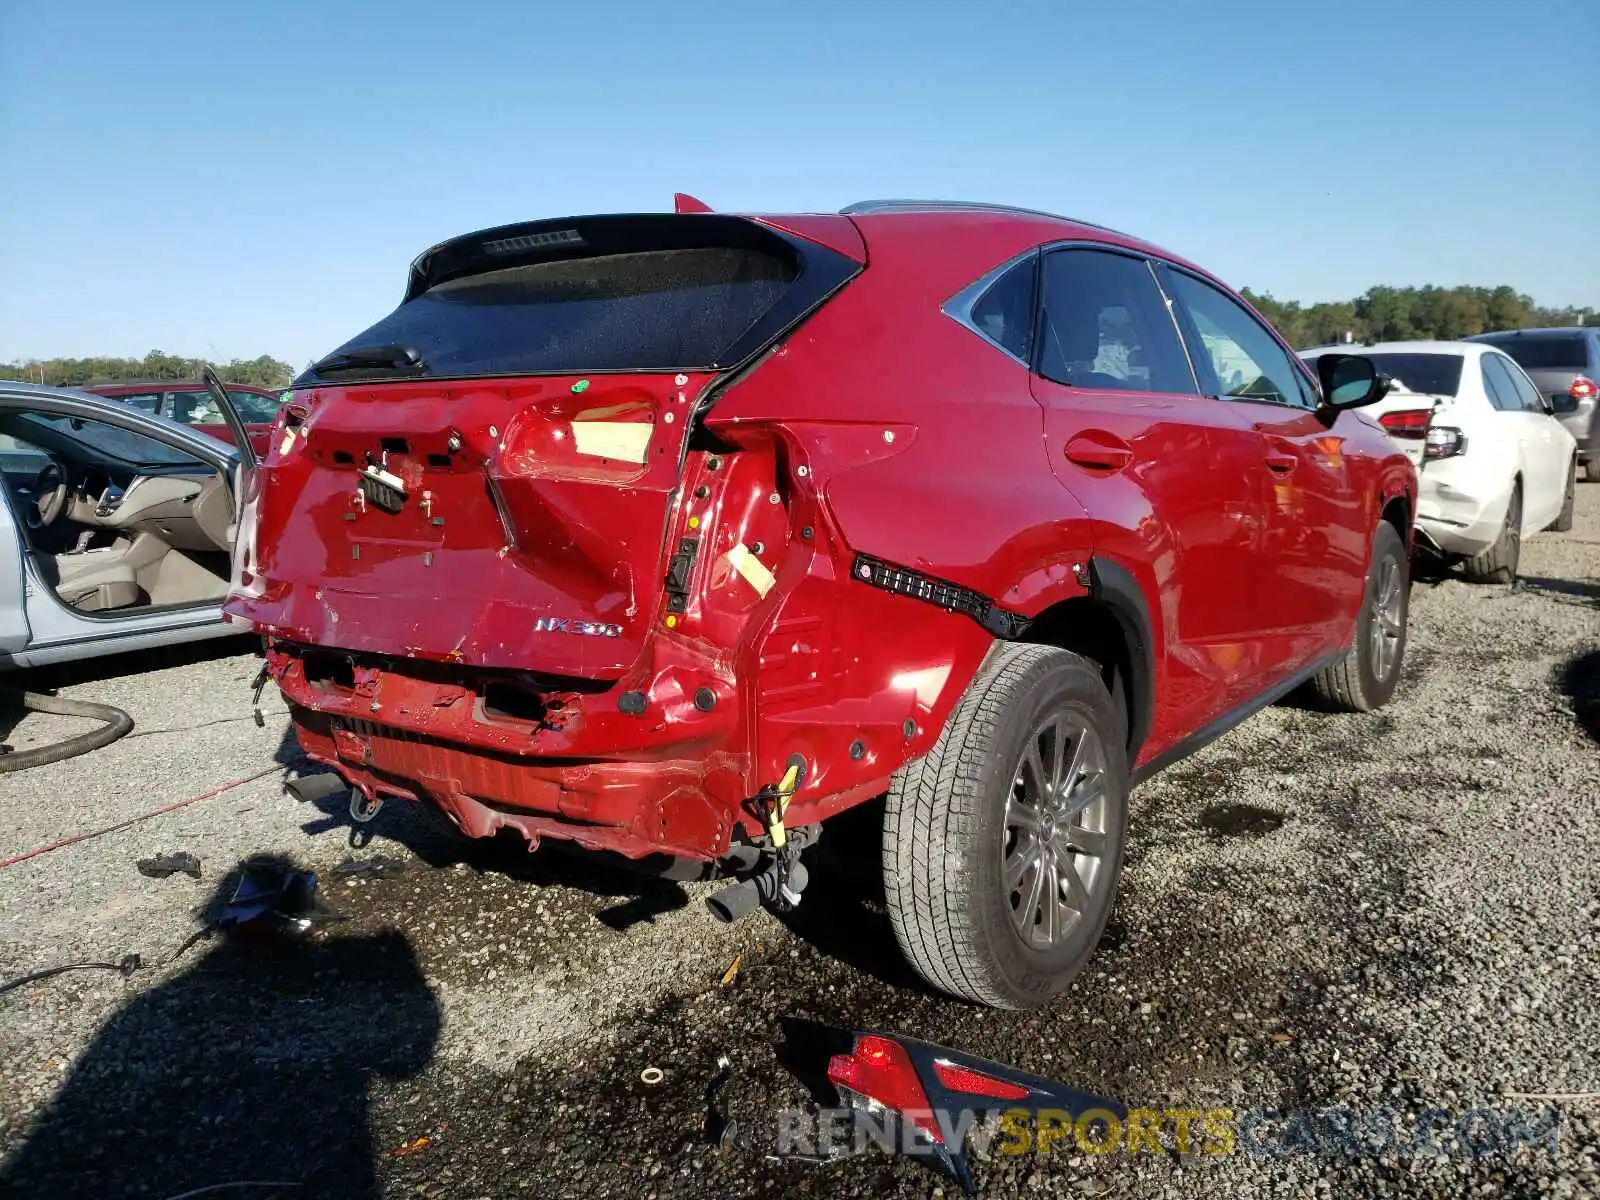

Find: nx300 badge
534;617;623;638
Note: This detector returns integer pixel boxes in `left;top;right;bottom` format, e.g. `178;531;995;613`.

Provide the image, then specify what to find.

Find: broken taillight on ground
824;1030;1124;1194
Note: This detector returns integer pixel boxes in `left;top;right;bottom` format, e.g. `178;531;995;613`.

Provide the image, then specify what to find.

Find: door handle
1265;452;1297;474
1064;432;1134;472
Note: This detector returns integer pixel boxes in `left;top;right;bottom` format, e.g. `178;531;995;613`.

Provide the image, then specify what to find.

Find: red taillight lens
827;1035;942;1142
931;1059;1031;1101
1570;376;1596;401
1378;409;1431;438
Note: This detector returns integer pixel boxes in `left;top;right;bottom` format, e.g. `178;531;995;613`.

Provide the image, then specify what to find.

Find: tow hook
347;788;384;848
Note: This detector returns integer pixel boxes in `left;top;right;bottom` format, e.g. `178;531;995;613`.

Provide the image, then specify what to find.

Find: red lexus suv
226;198;1416;1009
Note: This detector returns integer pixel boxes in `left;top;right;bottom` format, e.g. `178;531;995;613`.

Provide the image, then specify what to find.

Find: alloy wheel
1368;556;1404;681
1001;711;1109;950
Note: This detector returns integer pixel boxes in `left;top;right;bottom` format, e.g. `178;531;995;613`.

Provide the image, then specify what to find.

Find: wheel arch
1380;491;1411;547
1018;556;1155;763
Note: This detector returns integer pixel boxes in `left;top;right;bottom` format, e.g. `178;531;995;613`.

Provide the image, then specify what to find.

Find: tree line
1239;285;1597;349
2;284;1595;388
0;351;294;390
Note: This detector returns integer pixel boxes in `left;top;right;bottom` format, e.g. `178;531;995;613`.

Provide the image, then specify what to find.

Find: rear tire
1584;458;1600;484
1308;521;1409;713
884;643;1129;1010
1462;482;1522;584
1550;460;1577;532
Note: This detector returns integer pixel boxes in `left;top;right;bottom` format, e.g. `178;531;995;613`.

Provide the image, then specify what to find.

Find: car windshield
20;412;211;467
1482;335;1589;371
1304;352;1463;397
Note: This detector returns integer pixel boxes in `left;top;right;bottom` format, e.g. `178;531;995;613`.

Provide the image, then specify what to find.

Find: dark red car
84;380;283;458
226;199;1415;1008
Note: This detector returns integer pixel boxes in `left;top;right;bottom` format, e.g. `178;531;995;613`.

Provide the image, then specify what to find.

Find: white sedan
1301;340;1578;582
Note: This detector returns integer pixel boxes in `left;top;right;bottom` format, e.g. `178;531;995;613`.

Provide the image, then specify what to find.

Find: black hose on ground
0;687;134;773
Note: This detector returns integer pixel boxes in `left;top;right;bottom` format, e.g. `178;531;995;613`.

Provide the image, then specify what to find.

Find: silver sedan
0;376;259;668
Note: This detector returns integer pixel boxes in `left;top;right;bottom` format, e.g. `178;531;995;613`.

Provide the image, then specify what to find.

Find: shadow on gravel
1556;649;1600;745
0;858;440;1200
773;796;934;995
284;755;696;924
1517;575;1600;607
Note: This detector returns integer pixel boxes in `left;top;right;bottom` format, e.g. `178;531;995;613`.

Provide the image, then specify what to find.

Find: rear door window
1036;250;1195;393
1481;355;1523;411
167;391;226;426
115;392;164;416
1501;361;1549;413
225;390;284;423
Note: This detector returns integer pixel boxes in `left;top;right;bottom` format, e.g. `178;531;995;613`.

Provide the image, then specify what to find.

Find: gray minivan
1467;327;1600;480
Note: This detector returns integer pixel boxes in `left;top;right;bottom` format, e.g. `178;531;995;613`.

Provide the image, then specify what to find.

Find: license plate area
359;466;408;514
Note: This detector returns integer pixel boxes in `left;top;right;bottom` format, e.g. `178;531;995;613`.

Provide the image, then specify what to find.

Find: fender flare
1086;556;1157;761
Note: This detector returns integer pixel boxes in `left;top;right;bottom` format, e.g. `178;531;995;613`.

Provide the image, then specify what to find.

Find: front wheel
884;643;1129;1010
1308;520;1409;713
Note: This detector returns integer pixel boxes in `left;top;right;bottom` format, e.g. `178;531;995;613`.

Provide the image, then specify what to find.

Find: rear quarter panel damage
704;215;1100;818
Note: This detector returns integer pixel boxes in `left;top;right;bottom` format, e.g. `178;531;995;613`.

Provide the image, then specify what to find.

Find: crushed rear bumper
267;640;895;862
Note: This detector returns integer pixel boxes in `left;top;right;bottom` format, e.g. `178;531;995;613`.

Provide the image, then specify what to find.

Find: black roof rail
840;199;1128;236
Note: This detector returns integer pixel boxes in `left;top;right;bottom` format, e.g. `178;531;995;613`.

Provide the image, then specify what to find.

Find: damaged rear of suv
232;199;1413;1010
233;210;874;874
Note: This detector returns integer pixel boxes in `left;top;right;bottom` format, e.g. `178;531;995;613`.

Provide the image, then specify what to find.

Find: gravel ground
0;490;1596;1200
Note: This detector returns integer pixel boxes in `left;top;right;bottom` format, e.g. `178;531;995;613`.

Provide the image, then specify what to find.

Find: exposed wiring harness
0;923;218;998
0;686;134;773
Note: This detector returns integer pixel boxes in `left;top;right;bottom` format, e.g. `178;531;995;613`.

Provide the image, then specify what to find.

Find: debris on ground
0;954;142;997
329;855;413;878
217;861;334;936
825;1030;1126;1195
703;1054;735;1149
719;955;741;987
136;852;202;880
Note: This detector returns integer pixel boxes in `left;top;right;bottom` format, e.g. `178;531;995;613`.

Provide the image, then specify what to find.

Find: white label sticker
571;421;653;463
726;542;776;598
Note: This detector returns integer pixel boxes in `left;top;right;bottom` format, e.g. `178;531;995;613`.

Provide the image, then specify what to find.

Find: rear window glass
1355;353;1464;397
1482;335;1589;371
317;246;800;379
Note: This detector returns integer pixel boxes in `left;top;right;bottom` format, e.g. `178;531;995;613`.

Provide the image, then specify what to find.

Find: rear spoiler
405;211;842;302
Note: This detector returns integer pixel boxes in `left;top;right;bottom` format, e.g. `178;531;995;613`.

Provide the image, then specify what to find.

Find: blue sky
2;0;1595;367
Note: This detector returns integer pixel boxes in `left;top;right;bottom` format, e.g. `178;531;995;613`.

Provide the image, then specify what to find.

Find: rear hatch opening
227;212;862;681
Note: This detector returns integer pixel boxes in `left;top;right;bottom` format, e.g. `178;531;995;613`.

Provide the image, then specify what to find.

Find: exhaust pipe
706;878;764;924
705;858;809;924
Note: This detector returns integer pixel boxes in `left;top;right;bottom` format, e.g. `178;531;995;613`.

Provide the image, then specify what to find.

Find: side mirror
1550;391;1578;415
1316;354;1388;411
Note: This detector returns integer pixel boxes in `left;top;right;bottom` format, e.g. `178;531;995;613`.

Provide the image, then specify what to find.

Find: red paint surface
226;207;1414;862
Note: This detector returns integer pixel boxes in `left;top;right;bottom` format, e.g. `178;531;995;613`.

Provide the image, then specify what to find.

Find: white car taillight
1424;426;1467;460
